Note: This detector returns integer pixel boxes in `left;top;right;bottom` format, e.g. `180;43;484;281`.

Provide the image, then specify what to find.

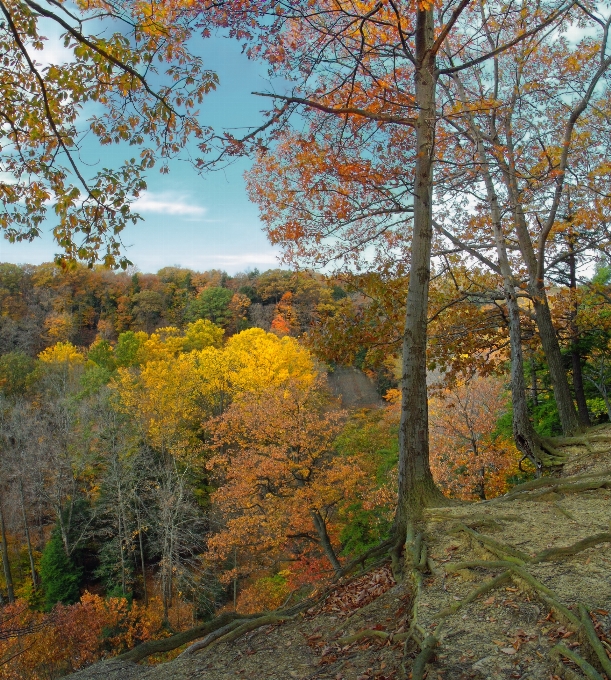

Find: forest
2;0;611;679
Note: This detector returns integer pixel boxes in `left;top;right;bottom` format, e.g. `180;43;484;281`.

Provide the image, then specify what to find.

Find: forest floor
67;427;611;680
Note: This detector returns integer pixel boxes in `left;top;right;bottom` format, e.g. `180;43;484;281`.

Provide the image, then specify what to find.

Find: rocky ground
67;428;611;680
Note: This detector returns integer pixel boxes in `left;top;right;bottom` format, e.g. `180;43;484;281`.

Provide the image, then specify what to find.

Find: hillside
66;428;611;680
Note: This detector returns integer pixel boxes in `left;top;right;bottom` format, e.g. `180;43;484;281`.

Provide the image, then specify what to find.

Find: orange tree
206;377;359;582
429;376;522;501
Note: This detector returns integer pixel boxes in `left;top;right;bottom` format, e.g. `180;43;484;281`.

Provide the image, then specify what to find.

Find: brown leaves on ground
310;566;396;618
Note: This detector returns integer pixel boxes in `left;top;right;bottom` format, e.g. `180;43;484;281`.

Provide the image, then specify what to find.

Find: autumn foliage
207;377;355;580
0;594;164;679
429;377;523;501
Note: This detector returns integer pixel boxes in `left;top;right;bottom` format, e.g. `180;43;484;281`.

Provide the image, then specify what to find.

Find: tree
429;376;521;500
185;287;234;327
0;0;216;266
39;531;81;610
223;0;575;530
207;378;352;579
441;6;611;438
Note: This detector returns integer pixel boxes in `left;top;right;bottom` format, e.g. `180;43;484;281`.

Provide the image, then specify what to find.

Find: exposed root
551;434;611;447
528;479;611;500
115;612;257;663
508;565;558;599
551;643;605;680
179;620;244;657
411;635;439;680
336;629;391;646
433;570;512;619
552;502;580;522
531;533;611;564
579;603;611;677
444;559;516;573
206;614;295;650
495;469;611;503
537;592;582;629
454;523;529;563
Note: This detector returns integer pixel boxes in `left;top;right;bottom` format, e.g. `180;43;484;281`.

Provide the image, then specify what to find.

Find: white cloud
134;191;207;217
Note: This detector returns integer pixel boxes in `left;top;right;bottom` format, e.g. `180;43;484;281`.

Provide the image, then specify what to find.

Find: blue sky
0;33;285;275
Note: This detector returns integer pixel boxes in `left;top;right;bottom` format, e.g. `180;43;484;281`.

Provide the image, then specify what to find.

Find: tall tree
441;5;611;436
226;0;574;529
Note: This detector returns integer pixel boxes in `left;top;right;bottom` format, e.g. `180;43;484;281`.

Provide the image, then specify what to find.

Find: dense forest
3;0;611;678
1;260;611;677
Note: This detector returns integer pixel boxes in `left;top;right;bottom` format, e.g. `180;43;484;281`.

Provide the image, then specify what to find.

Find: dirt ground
67;429;611;680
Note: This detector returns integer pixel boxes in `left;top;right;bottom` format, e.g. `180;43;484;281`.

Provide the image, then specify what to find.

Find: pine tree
40;531;82;611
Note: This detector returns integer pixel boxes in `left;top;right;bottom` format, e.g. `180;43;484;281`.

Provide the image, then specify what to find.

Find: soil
66;427;611;680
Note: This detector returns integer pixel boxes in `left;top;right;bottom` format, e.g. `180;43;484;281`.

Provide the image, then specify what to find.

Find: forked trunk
472;126;564;471
395;7;445;537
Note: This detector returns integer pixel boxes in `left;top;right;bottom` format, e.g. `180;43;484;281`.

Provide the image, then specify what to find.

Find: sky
0;31;286;275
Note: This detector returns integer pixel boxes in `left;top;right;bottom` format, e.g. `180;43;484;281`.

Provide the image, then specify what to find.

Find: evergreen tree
40;531;82;610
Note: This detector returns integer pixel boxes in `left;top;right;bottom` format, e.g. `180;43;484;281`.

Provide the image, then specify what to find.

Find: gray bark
311;509;341;574
0;499;15;603
395;6;445;535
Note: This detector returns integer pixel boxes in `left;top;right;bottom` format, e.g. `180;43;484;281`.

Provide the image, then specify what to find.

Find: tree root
454;523;529;563
444;559;516;573
433;570;512;619
411;635;439;680
208;614;295;650
552;502;580;522
579;603;611;677
508;565;558;599
527;479;611;500
492;468;611;503
115;612;258;663
551;643;605;680
537;592;582;629
179;620;244;657
336;629;390;646
550;433;611;447
531;533;611;564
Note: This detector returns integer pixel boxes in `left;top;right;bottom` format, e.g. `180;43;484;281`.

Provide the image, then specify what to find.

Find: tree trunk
311;509;341;574
469;119;563;470
567;238;590;426
20;478;37;589
395;6;445;537
531;294;580;434
530;355;539;406
0;500;15;603
136;503;148;606
502;122;579;436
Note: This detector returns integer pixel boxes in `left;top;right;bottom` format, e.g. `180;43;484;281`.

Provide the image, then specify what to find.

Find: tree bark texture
395;7;445;536
311;509;342;574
